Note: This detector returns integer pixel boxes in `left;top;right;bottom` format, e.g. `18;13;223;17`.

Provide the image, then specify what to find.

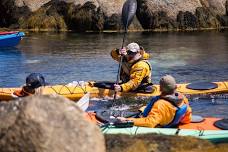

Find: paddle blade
121;0;137;30
76;93;90;111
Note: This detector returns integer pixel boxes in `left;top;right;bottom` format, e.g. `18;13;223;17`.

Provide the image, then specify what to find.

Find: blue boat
0;31;25;47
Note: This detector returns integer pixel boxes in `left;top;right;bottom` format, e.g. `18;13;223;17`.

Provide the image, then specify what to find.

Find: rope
49;81;88;95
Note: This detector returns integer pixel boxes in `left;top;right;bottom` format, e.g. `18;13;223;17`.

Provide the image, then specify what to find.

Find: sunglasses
127;50;137;55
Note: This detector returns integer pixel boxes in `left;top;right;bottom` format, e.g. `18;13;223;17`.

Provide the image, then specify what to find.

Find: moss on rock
105;134;228;152
18;7;67;31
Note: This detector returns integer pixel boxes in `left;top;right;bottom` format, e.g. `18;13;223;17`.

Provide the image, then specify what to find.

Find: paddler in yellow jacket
12;73;46;98
111;42;153;93
118;75;192;128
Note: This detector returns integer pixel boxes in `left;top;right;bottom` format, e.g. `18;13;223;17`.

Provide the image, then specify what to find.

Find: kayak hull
85;113;228;143
1;81;228;101
102;126;228;143
0;32;25;47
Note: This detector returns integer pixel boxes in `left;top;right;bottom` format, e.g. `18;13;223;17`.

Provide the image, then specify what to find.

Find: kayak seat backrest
93;81;114;90
163;104;188;128
186;82;218;90
214;119;228;130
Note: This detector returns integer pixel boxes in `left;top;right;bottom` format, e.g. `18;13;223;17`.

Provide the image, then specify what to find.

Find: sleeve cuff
115;48;120;55
120;85;123;92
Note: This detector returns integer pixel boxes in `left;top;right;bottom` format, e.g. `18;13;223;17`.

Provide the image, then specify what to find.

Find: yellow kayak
0;81;228;101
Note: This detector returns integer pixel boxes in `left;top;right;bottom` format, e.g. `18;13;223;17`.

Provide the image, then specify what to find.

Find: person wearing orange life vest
12;73;46;98
111;42;153;93
118;75;192;128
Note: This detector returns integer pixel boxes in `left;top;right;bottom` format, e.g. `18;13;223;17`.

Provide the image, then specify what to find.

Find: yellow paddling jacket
111;49;152;92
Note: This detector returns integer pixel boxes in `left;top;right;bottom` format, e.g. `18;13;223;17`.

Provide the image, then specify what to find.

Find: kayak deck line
1;81;228;101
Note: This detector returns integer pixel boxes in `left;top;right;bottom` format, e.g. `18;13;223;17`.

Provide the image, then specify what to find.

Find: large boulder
0;0;30;28
0;95;105;152
15;0;51;12
56;0;142;31
219;0;228;26
136;0;202;30
195;7;220;29
226;0;228;15
137;0;202;21
177;11;197;30
55;0;105;32
137;0;226;30
206;0;227;15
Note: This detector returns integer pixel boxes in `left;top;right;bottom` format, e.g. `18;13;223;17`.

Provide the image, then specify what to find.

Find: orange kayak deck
179;118;221;130
85;112;222;130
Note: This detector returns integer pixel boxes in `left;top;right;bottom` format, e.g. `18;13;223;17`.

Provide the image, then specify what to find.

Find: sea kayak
0;81;228;101
85;111;228;143
0;31;25;47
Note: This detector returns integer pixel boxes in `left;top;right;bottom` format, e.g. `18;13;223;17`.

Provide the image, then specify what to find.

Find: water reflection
0;31;228;117
1;31;228;85
0;47;26;86
1;31;228;86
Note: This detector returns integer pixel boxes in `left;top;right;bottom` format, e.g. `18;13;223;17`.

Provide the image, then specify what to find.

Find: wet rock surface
0;95;105;152
0;0;227;31
105;134;228;152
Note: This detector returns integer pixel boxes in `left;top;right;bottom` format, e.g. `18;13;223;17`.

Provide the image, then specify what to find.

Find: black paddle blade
121;0;137;31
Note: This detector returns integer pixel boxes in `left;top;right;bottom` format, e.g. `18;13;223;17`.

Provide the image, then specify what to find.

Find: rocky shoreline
0;0;228;32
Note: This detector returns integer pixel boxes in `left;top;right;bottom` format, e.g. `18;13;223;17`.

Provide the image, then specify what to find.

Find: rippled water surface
0;31;228;117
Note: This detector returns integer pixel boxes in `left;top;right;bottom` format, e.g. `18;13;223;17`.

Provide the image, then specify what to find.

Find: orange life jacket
13;86;35;97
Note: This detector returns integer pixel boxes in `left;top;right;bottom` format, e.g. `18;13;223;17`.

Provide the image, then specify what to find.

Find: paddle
114;0;137;102
76;93;90;111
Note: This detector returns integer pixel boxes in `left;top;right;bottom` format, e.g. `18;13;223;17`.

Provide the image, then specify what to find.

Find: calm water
0;31;228;117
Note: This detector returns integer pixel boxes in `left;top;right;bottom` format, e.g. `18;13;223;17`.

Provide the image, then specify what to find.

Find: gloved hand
119;47;127;56
114;84;122;92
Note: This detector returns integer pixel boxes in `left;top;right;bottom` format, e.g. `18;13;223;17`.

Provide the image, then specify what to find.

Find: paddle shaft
116;31;127;85
113;31;127;103
113;0;137;103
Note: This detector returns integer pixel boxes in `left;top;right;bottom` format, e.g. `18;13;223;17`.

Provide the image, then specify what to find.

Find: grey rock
0;95;105;152
196;7;220;28
220;15;228;26
177;11;197;30
226;0;228;15
206;0;227;15
137;0;203;20
15;0;51;12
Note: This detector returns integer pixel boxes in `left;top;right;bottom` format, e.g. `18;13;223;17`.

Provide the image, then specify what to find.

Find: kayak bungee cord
49;81;88;95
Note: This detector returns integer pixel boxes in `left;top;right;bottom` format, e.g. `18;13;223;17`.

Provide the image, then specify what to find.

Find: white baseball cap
126;42;140;53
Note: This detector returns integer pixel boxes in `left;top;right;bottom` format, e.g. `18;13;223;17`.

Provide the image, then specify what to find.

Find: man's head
26;73;46;89
126;42;141;62
159;75;177;94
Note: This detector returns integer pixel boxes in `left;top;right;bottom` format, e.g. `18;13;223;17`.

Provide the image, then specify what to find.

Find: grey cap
126;42;140;53
159;75;176;94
